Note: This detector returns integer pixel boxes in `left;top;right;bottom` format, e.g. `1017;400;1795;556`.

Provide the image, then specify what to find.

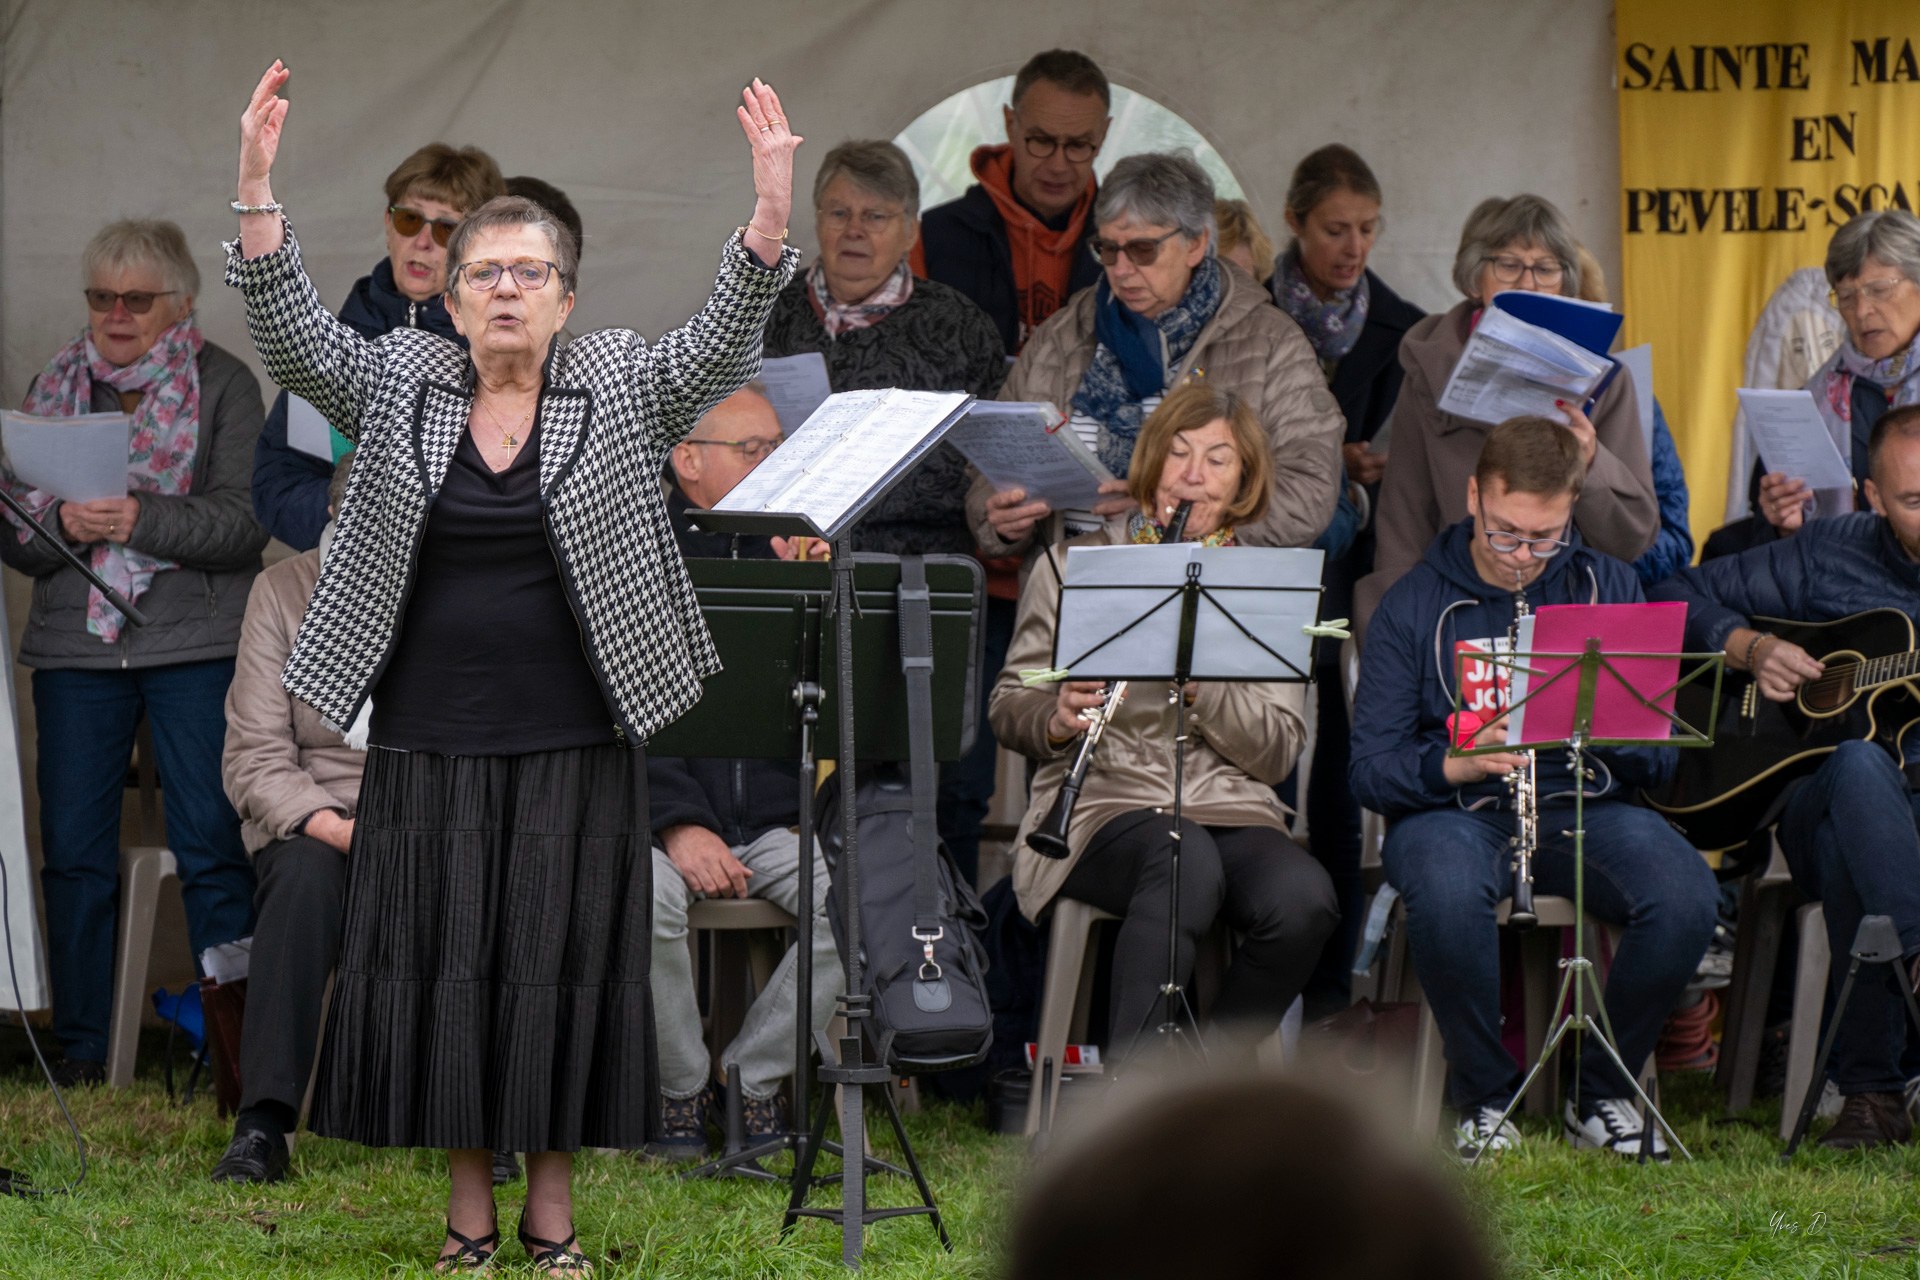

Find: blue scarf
1273;246;1370;372
1071;256;1224;476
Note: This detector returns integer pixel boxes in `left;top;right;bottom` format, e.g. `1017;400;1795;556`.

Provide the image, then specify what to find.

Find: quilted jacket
964;260;1347;557
224;221;797;742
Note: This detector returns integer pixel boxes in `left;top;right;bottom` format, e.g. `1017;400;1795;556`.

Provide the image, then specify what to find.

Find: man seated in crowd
249;143;503;551
913;47;1109;356
649;385;841;1156
211;456;361;1183
1350;417;1719;1161
1655;404;1920;1149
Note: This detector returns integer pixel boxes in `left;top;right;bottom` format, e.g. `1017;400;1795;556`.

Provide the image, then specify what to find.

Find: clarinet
1505;574;1539;931
1028;500;1193;860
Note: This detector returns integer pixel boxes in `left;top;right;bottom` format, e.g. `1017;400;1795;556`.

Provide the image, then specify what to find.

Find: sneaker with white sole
1453;1105;1520;1160
1563;1096;1669;1161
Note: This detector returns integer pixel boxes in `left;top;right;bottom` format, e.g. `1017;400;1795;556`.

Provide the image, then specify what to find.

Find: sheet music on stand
703;388;973;539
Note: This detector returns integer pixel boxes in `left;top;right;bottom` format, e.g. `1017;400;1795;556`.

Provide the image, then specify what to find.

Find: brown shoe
1819;1091;1913;1150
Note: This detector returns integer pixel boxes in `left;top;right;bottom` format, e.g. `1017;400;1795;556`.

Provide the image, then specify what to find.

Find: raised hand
239;61;291;198
736;78;802;266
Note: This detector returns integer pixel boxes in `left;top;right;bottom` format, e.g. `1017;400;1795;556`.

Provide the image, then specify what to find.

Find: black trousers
1061;810;1338;1054
236;835;347;1114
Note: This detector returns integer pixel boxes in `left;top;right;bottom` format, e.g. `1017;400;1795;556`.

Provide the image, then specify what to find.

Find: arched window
893;76;1245;211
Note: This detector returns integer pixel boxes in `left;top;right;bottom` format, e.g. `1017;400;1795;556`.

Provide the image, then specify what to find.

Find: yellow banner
1616;1;1920;544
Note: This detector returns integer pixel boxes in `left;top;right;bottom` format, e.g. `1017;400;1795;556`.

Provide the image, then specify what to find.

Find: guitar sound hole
1804;657;1858;714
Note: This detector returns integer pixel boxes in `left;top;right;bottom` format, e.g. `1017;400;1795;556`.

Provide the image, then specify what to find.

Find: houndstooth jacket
223;220;798;745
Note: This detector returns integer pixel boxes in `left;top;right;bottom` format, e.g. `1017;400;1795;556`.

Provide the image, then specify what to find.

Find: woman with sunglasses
0;218;267;1090
250;142;504;552
969;151;1345;563
1355;194;1659;639
225;62;800;1275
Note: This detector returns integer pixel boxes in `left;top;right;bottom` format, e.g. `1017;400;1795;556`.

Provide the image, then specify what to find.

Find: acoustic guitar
1645;608;1920;853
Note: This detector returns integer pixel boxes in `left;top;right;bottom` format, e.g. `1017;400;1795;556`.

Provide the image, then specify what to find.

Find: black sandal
518;1215;593;1276
434;1220;500;1273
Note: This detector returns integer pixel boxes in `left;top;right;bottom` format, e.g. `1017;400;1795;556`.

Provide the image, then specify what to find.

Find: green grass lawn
3;1031;1920;1278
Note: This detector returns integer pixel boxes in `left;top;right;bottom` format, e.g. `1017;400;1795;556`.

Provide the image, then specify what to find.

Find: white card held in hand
1735;388;1854;493
0;411;131;502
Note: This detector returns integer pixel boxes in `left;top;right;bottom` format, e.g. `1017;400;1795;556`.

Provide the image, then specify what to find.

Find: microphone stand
0;487;149;628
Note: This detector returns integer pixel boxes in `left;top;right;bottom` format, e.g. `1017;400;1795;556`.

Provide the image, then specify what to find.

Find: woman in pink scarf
0;219;267;1088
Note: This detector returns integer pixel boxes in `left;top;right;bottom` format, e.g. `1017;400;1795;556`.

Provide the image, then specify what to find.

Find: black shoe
210;1127;290;1184
491;1149;521;1185
644;1084;715;1161
517;1213;592;1276
741;1091;788;1144
50;1058;104;1089
1819;1091;1912;1150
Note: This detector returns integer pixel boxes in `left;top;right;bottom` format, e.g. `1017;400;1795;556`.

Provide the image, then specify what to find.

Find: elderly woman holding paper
225;63;798;1273
969;151;1345;561
991;382;1336;1057
761;139;1005;556
1753;209;1920;537
1355;194;1658;637
0;217;266;1089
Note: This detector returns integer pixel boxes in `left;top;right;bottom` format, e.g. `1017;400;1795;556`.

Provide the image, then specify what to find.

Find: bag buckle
914;926;944;981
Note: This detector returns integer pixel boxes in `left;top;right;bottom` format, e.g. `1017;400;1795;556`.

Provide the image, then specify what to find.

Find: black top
1324;269;1426;447
916;182;1104;356
371;419;615;754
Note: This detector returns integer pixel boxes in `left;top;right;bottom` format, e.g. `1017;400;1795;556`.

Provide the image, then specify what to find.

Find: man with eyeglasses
912;48;1110;356
1350;416;1718;1162
648;382;842;1156
249;143;504;551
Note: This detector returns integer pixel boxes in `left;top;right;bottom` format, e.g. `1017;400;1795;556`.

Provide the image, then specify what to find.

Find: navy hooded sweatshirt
249;259;465;550
1349;518;1675;821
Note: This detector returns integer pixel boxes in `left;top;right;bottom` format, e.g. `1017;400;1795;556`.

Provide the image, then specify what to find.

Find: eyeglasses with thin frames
682;435;785;465
389;205;462;248
84;289;179;315
1483;255;1565;287
818;207;907;233
1831;276;1910;311
455;259;561;291
1088;228;1182;268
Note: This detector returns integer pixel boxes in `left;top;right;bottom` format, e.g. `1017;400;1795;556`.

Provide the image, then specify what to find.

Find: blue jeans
34;662;257;1062
1382;799;1718;1111
1777;740;1920;1096
936;593;1016;887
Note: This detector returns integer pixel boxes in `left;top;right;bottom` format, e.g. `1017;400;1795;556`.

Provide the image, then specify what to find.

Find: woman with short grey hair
1354;192;1660;635
0;216;267;1094
969;149;1345;558
1754;208;1920;535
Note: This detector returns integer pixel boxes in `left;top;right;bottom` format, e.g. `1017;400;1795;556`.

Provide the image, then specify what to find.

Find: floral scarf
1809;329;1920;517
1272;245;1370;373
807;259;914;337
1072;256;1224;477
1128;508;1235;547
9;315;202;641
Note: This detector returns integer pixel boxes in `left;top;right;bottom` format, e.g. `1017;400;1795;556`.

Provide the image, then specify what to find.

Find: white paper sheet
757;352;834;436
0;411;130;502
945;401;1115;510
1736;388;1854;493
286;394;336;462
1437;306;1612;426
1617;345;1655;459
715;388;971;534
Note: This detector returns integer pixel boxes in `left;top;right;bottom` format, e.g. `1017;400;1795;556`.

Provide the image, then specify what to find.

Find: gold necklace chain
475;395;534;450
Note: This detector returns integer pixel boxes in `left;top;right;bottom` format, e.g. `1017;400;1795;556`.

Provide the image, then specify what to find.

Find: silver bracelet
230;200;283;215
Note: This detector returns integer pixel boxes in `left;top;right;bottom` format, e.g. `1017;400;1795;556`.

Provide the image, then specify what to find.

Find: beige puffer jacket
966;262;1346;557
221;547;362;854
990;524;1307;922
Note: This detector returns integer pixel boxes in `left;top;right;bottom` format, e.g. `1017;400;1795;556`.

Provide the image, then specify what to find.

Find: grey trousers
651;827;842;1099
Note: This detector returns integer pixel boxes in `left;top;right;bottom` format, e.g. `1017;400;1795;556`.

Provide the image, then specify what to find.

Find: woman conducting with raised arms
225;62;800;1274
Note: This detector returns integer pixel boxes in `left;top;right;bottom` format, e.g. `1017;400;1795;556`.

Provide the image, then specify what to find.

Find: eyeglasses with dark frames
1481;526;1571;557
1088;228;1182;268
1014;116;1100;164
455;259;562;291
1483;255;1565;287
389;205;462;248
84;289;180;315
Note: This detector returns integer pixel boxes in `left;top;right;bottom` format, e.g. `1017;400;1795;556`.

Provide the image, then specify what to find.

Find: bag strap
897;556;943;961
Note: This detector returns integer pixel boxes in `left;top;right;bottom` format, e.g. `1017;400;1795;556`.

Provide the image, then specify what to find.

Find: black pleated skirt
308;743;656;1152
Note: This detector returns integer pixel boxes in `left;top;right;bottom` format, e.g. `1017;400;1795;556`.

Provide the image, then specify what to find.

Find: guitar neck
1854;647;1920;692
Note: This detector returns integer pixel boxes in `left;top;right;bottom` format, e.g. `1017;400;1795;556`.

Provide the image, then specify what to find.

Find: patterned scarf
9;315;202;641
1810;329;1920;517
1127;508;1236;547
807;259;914;337
1072;256;1224;477
1273;245;1370;372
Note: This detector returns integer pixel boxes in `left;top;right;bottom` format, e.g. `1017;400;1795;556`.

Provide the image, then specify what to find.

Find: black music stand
1043;543;1327;1059
1450;624;1723;1164
646;557;980;1187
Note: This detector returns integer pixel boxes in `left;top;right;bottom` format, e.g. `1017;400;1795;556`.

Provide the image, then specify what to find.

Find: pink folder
1517;602;1688;744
